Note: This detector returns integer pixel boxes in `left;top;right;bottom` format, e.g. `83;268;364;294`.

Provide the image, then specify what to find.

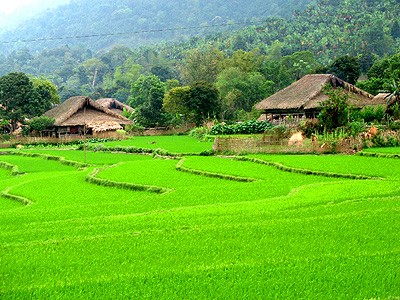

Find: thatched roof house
44;96;132;137
255;74;376;120
96;98;134;116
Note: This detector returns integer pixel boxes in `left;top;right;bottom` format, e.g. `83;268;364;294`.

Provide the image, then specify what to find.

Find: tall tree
318;86;349;130
128;74;166;127
31;77;61;107
0;72;52;132
188;81;220;125
328;55;361;84
391;21;400;39
180;47;225;85
216;67;273;119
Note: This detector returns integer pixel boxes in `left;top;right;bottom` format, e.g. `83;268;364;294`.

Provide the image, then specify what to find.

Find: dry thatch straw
96;98;134;115
87;121;122;133
44;96;132;126
370;93;390;107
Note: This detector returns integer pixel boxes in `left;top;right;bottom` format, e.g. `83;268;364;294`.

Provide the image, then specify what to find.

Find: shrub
125;123;145;135
189;127;209;140
209;120;272;135
318;86;349;130
348;121;367;137
28;116;55;136
351;105;385;123
265;125;292;140
298;118;322;137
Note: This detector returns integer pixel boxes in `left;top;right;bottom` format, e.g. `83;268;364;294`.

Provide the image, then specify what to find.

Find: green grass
0;148;399;299
247;153;400;179
362;146;400;154
18;149;154;165
92;135;214;154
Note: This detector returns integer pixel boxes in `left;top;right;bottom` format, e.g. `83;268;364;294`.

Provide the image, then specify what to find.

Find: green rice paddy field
0;137;399;299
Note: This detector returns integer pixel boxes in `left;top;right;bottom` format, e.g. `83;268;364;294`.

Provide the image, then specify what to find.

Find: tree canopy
0;72;56;132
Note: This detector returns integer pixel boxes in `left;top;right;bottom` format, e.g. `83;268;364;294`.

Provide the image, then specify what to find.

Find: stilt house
44;96;132;137
255;74;380;123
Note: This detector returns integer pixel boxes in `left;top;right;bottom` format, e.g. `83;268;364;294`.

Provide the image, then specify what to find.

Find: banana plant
385;79;400;119
385;79;400;107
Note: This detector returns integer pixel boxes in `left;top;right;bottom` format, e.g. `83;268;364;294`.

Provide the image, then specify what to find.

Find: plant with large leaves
385;79;400;119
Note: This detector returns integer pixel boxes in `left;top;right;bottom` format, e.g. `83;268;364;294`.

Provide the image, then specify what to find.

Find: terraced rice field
88;135;215;154
0;140;399;299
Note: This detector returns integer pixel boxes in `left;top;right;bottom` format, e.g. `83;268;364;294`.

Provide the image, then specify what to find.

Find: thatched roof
87;121;122;133
371;93;390;106
255;74;375;112
96;98;134;115
44;96;132;126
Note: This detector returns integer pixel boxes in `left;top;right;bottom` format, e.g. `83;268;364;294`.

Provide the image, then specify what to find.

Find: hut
255;74;376;124
44;96;132;137
96;98;134;116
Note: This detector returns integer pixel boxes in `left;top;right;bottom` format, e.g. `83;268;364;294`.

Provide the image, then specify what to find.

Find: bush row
13;137;115;148
86;168;172;194
175;159;257;182
235;156;378;180
210;120;273;135
371;133;400;148
80;144;155;155
358;152;400;159
80;144;215;157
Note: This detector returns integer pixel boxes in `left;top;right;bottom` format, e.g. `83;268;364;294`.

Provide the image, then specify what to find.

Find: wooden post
84;107;87;165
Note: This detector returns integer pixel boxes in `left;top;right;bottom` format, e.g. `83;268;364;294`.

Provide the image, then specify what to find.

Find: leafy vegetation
210;120;273;135
318;86;350;131
0;72;59;132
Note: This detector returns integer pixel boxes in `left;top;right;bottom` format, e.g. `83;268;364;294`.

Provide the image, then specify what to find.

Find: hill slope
0;0;313;54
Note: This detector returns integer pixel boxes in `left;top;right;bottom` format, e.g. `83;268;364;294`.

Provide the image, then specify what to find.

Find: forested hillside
0;0;312;54
0;0;400;128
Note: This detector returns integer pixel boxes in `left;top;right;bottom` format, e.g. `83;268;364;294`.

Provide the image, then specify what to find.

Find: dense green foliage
325;55;361;85
28;116;55;133
0;72;58;132
210;120;273;135
128;74;166;127
318;87;350;130
0;144;399;298
0;0;312;54
357;53;400;94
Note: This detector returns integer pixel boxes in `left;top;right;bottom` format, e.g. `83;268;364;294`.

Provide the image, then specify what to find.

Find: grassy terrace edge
176;158;258;182
0;160;23;176
0;160;31;205
236;156;382;180
1;187;32;206
86;165;174;194
358;151;400;159
2;151;87;168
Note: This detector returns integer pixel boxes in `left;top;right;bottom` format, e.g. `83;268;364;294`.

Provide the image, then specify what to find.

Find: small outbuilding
255;74;378;123
44;96;132;137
